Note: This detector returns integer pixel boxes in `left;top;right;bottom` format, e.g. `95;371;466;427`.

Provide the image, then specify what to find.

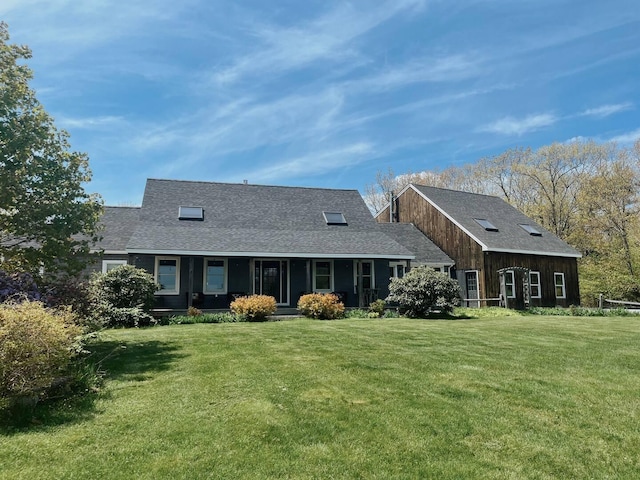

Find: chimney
243;179;248;185
389;191;395;223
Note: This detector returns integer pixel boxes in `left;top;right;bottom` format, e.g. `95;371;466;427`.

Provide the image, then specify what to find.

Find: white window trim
353;260;376;294
313;259;334;293
389;261;405;279
102;259;128;274
529;271;542;299
203;257;227;294
505;270;516;299
554;272;566;299
155;256;181;295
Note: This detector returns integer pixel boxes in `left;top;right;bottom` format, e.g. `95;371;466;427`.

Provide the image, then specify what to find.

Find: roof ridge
146;178;360;193
411;183;501;200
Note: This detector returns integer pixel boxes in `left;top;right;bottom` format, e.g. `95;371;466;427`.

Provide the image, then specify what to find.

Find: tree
0;22;102;278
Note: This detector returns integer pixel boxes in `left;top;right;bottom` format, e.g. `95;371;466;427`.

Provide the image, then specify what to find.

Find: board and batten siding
377;187;580;307
484;252;579;307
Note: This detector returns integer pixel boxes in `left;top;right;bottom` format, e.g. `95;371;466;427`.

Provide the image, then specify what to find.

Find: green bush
0;301;82;409
230;295;277;321
166;312;245;324
386;266;460;318
90;265;159;328
297;293;345;319
369;299;386;317
344;308;369;318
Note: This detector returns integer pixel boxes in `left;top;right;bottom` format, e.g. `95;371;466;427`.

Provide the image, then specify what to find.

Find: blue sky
2;0;639;205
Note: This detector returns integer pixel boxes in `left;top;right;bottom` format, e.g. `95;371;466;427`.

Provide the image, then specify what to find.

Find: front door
254;260;289;305
465;271;479;307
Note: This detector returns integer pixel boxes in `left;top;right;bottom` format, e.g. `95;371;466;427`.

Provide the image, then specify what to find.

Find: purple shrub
0;270;42;303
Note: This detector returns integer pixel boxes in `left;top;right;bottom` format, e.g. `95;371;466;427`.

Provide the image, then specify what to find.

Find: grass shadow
1;338;185;434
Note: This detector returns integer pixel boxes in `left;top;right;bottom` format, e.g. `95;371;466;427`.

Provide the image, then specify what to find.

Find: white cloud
211;0;426;86
479;113;558;136
581;102;633;118
236;142;375;182
609;128;640;144
58;115;126;130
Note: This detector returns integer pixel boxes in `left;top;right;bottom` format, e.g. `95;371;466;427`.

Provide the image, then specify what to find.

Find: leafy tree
0;22;102;278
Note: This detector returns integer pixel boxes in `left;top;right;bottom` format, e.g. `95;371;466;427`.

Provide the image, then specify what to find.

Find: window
313;260;333;292
519;224;542;236
529;271;541;298
504;270;515;298
473;218;498;231
178;206;204;220
204;258;227;293
354;260;375;291
554;272;566;299
102;259;127;273
156;257;180;294
389;262;405;279
322;212;347;225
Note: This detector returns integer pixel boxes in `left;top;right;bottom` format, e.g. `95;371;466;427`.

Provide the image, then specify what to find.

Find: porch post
187;257;194;308
357;260;364;307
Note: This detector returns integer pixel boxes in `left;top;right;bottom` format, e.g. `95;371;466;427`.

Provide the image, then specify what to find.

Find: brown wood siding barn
376;185;581;308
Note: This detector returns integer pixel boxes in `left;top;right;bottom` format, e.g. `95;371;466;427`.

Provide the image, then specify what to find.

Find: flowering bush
230;295;277;321
297;293;345;320
386;266;460;318
89;265;159;328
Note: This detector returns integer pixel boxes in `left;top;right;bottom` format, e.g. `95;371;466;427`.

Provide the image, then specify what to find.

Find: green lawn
2;316;639;479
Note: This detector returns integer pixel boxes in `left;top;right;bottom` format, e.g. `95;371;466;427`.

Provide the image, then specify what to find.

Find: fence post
599;294;603;309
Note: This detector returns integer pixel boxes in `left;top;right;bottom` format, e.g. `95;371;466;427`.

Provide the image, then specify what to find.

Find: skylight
323;211;347;225
178;206;204;220
473;218;499;232
519;224;542;236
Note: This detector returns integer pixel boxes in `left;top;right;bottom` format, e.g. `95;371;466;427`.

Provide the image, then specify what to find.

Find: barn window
554;272;566;299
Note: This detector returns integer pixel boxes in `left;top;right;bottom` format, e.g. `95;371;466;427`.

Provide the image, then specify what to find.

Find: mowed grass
2;316;640;479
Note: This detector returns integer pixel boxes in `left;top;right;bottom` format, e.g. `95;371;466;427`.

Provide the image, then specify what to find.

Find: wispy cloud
479;113;558;136
609;128;640;144
580;102;633;118
58;115;126;130
236;142;376;182
211;0;426;86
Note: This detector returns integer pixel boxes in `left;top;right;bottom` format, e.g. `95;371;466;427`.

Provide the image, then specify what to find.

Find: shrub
386;266;460;318
230;295;277;321
90;265;158;311
369;299;386;317
297;293;345;320
0;270;41;303
0;301;81;409
166;312;247;325
344;308;369;319
94;303;156;328
187;306;203;317
43;276;94;324
89;265;159;328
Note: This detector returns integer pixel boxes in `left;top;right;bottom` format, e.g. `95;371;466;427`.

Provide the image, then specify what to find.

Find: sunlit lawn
2;315;639;479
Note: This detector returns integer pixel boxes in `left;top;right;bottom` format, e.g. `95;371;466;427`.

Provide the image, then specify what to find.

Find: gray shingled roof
378;223;454;265
97;206;140;252
411;185;581;257
126;179;413;259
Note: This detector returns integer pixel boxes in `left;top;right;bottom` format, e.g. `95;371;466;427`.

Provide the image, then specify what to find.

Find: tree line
365;140;640;306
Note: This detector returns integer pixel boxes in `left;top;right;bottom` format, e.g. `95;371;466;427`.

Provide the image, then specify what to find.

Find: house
375;184;581;308
377;222;454;278
94;179;438;312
